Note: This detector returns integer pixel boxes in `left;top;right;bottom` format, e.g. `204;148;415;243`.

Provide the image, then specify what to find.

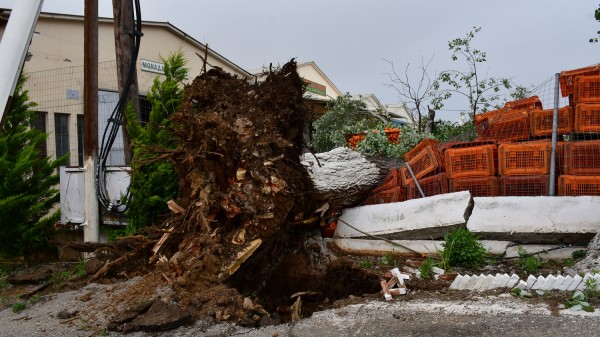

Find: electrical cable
96;0;142;215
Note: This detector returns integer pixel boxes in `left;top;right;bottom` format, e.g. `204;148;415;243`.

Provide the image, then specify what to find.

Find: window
54;113;70;165
31;111;47;158
77;114;84;167
139;95;151;126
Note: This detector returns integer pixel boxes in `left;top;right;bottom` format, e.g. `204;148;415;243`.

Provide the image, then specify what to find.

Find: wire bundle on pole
96;0;142;214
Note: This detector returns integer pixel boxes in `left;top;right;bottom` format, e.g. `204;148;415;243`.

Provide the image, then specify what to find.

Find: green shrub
517;247;543;273
572;250;587;260
359;259;374;268
441;228;486;268
12;302;26;313
419;257;435;279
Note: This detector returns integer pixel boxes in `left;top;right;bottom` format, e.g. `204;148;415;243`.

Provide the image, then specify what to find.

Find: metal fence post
405;162;425;198
549;73;560;196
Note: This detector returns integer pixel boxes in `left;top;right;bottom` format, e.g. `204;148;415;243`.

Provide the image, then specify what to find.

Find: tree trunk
425;105;436;133
301;147;403;210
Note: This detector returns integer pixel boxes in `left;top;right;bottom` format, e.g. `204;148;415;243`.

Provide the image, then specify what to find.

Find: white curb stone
497;273;511;288
473;274;487;290
558;276;574;291
526;275;537;289
567;274;583;291
531;276;546;290
577;274;593;290
464;275;479;290
481;274;495;290
457;275;471;290
541;275;557;290
450;275;463;290
552;275;566;290
516;280;528;290
506;274;520;288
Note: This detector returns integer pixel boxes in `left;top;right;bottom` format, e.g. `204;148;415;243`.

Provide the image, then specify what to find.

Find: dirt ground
0;234;589;336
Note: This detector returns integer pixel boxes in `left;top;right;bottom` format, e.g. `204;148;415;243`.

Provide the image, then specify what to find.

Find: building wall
0;12;249;165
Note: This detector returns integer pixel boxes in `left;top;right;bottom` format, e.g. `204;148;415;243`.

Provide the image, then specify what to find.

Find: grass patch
12;301;26;313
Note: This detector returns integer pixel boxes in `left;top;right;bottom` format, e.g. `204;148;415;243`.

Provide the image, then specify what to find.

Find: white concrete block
567;274;583;291
432;267;445;275
467;196;600;243
481;274;495;290
333;239;445;255
558;276;574;291
526;275;537;289
505;245;586;260
577;274;593;291
473;274;487;290
506;274;520;288
552;275;566;290
464;275;479;290
489;273;505;289
496;273;511;288
516;280;528;290
457;275;471;290
450;275;463;290
594;274;600;285
531;276;546;290
541;275;557;290
336;191;472;239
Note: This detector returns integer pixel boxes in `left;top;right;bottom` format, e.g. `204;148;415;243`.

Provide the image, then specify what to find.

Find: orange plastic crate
564;141;600;175
574;104;600;133
529;107;573;137
560;64;600;97
505;96;543;111
406;172;448;199
573;75;600;104
404;138;439;162
498;142;551;176
499;175;550;196
558;175;600;196
444;144;497;179
346;133;366;149
371;167;402;195
474;108;509;138
405;146;444;181
448;176;499;197
480;110;531;142
365;186;406;205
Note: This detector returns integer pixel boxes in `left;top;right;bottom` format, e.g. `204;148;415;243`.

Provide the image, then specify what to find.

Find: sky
0;0;598;122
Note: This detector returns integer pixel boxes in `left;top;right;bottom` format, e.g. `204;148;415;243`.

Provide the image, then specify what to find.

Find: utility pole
83;0;99;243
112;0;140;165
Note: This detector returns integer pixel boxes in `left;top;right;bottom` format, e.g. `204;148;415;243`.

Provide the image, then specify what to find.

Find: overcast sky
1;1;598;121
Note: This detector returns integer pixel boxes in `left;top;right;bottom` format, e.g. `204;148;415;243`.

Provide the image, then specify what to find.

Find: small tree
384;56;441;132
311;94;383;152
0;75;67;257
434;27;511;118
126;51;187;229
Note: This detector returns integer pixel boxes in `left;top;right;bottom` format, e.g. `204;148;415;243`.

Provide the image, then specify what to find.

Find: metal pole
405;162;425;198
0;0;44;125
549;73;560;196
83;0;100;242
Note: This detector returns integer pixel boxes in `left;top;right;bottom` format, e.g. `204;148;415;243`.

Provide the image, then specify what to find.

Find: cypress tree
0;75;67;257
126;51;187;229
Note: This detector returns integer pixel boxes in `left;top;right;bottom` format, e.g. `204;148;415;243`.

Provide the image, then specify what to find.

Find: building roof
296;61;343;98
0;8;252;78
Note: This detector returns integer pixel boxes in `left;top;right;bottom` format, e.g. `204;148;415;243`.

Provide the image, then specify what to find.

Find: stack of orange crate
558;66;600;196
399;139;446;200
364;167;407;204
498;141;553;196
443;141;499;196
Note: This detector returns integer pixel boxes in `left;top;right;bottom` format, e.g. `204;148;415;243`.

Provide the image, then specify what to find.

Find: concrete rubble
334;192;600;256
